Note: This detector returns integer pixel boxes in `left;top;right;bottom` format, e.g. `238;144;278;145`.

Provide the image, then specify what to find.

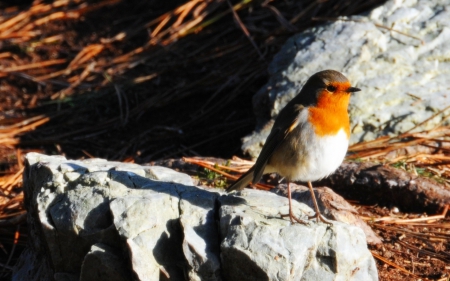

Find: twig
0;225;20;277
67;44;104;70
183;157;272;190
226;0;264;60
391;105;450;140
262;2;297;32
312;17;425;45
0;59;66;73
371;251;422;279
363;205;448;224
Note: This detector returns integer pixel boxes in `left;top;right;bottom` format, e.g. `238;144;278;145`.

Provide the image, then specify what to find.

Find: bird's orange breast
307;87;351;138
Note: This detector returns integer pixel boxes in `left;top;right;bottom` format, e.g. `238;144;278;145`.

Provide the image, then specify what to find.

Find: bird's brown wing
252;104;305;184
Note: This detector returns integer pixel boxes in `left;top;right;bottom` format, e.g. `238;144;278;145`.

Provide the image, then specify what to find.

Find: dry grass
348;121;450;187
0;0;383;160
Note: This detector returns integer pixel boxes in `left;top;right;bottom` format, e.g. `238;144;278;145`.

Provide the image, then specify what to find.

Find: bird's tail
226;166;255;192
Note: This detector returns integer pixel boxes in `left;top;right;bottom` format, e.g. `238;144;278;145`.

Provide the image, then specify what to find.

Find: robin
226;70;360;223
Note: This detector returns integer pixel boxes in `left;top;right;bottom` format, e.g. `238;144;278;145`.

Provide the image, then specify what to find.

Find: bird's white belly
296;128;348;181
271;128;349;182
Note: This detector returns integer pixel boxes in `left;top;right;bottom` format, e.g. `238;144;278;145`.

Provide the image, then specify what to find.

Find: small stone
145;166;194;186
64;171;82;182
80;243;130;281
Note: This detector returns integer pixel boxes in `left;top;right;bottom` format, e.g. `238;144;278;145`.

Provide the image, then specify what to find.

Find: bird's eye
326;85;337;92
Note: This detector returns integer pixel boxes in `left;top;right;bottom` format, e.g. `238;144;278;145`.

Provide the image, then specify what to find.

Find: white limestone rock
271;184;382;245
13;153;378;281
80;243;129;281
220;189;378;281
144;165;194;186
110;190;183;280
178;186;222;281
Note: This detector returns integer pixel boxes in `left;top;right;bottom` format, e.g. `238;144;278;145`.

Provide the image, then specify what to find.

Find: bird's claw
280;212;308;225
308;213;332;225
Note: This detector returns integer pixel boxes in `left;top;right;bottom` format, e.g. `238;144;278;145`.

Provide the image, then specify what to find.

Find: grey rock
13;153;378;281
243;0;450;159
110;189;184;280
145;165;194;186
179;186;222;281
271;184;382;245
220;189;378;281
14;153;223;281
80;243;129;281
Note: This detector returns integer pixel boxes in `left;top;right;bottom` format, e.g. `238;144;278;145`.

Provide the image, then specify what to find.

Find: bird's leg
307;181;331;224
280;182;307;224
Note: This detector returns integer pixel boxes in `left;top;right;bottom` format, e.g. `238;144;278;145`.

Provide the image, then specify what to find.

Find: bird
226;70;360;224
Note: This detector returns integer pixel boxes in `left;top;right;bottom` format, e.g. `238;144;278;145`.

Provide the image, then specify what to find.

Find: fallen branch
318;162;450;213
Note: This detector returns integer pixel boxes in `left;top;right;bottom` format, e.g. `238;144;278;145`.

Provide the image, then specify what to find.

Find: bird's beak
347;87;361;93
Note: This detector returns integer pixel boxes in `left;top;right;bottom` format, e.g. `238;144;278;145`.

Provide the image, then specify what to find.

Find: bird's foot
308;212;332;225
280;211;308;225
